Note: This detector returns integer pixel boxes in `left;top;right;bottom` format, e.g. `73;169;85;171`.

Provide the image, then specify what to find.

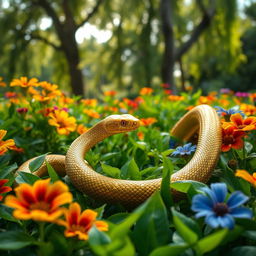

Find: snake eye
121;120;128;127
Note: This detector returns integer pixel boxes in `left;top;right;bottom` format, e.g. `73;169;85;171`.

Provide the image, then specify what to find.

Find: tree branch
30;33;62;50
32;0;62;32
76;0;103;29
175;0;216;60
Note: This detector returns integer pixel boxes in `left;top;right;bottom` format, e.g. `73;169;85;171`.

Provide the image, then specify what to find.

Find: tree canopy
0;0;254;95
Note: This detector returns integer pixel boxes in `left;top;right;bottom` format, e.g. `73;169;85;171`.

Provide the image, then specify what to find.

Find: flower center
223;136;234;145
213;203;229;216
71;224;87;233
30;201;50;211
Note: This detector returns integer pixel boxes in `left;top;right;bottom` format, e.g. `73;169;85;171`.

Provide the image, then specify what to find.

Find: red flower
0;179;12;201
221;126;246;152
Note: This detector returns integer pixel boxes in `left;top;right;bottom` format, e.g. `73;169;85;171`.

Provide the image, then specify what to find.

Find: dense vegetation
0;77;256;255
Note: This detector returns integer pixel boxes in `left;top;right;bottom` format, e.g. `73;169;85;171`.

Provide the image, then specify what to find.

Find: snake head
104;114;140;134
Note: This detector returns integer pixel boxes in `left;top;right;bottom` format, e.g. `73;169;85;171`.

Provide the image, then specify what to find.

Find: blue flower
191;183;252;230
171;143;196;156
214;106;244;117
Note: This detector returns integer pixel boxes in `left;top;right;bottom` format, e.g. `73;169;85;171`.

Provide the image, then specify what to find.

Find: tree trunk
160;0;176;93
61;35;85;95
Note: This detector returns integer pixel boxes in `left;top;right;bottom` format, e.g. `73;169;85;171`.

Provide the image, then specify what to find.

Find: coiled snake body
17;105;221;207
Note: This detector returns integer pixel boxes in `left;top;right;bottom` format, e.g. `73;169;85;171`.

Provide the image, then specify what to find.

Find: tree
0;0;104;95
159;0;240;93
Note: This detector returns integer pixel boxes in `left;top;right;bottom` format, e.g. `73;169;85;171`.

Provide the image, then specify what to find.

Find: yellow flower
48;110;77;135
5;179;73;222
240;103;256;116
10;77;39;88
236;169;256;187
58;202;108;240
0;130;15;155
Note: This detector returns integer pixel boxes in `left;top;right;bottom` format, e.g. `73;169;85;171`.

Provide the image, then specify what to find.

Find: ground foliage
0;77;256;255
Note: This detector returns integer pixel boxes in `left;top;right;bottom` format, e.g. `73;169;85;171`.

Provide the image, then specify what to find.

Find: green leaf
0;163;18;179
132;192;171;256
150;243;188;256
227;246;256;256
101;152;120;161
109;198;148;240
196;229;228;254
0;231;35;250
29;153;49;173
46;161;60;182
170;180;207;199
89;226;111;246
16;171;40;185
160;156;173;207
101;163;121;178
172;209;198;245
0;205;20;223
121;158;141;180
107;213;129;224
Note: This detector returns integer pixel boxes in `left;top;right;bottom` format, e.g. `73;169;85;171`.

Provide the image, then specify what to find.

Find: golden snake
17;105;221;207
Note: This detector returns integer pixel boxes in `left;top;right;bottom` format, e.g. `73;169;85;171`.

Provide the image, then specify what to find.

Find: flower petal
210;183;227;202
205;214;219;228
227;191;249;209
192;194;214;212
230;207;253;219
218;215;235;229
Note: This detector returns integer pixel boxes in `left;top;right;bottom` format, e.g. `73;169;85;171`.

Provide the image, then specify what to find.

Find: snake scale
17;104;221;207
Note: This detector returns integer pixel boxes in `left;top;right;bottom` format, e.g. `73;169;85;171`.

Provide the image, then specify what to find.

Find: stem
38;222;45;242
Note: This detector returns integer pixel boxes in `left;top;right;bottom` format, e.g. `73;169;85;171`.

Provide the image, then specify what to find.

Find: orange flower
221;126;246;152
0;179;12;201
240;103;256;116
104;90;116;97
77;124;89;135
9;145;24;153
81;99;98;107
0;77;6;87
48;110;77;135
137;131;144;140
10;77;38;88
28;81;62;102
59;202;108;240
236;169;256;187
140;117;157;126
223;113;256;132
83;109;100;119
168;95;184;101
5;179;72;222
139;87;153;95
0;130;15;155
103;106;118;113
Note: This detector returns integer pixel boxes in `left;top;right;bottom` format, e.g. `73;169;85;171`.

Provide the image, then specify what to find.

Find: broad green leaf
109;197;148;240
150;243;189;256
29;153;49;173
46;161;60;182
107;213;129;224
196;229;228;254
89;226;111;246
0;231;35;250
160;156;173;208
121;158;141;180
170;180;207;199
101;152;120;161
101;163;121;178
132;192;171;256
16;171;40;185
172;209;198;245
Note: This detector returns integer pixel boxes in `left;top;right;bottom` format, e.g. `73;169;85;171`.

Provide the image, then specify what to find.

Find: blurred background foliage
0;0;255;96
